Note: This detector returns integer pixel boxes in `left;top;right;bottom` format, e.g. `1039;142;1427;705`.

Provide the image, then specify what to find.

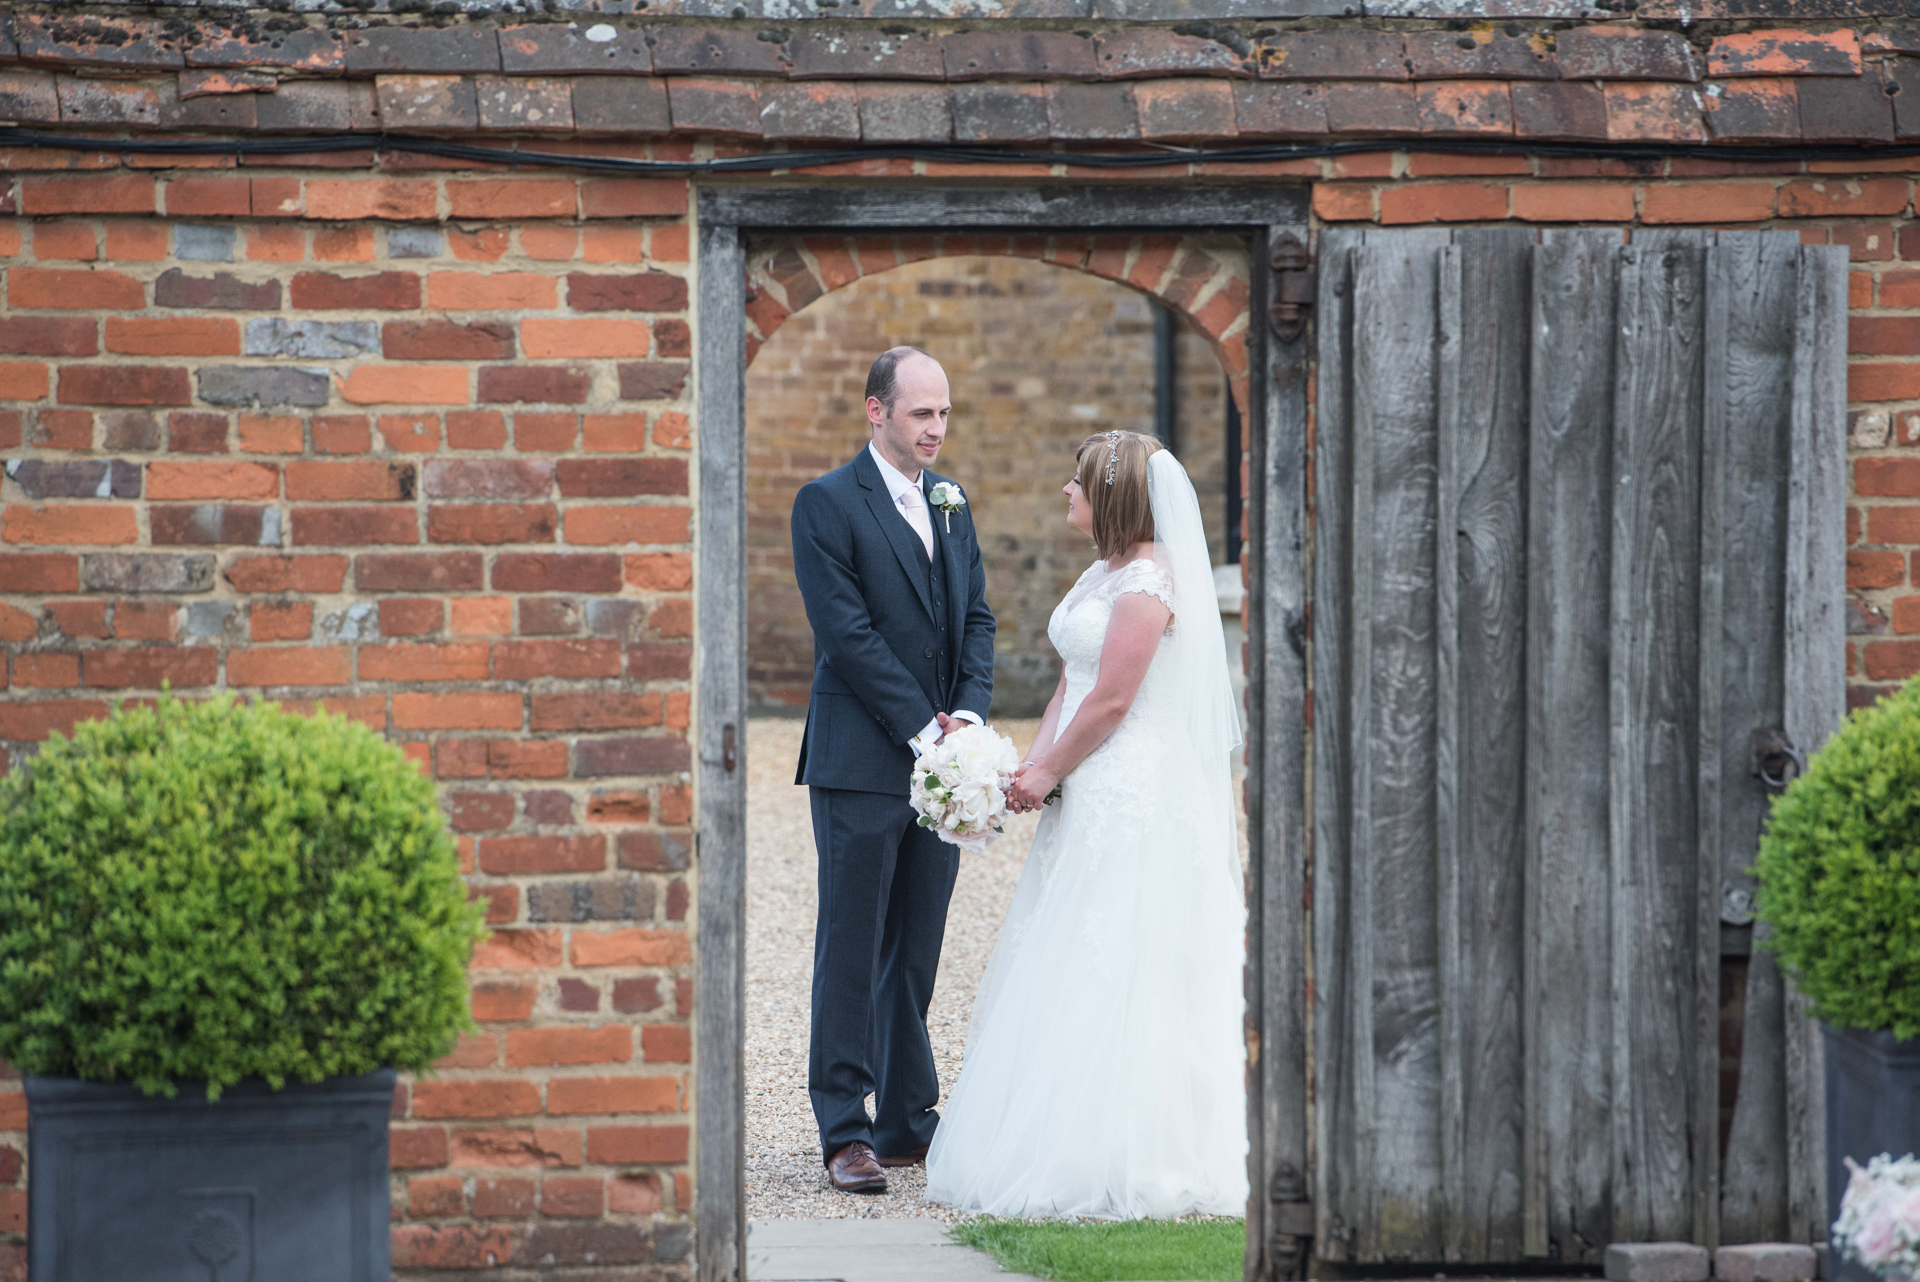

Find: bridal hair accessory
910;723;1021;852
928;482;967;533
1104;430;1121;485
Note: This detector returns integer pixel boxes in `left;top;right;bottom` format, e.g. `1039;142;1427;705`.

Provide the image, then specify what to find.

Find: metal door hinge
723;722;738;773
1270;232;1315;344
1752;727;1803;793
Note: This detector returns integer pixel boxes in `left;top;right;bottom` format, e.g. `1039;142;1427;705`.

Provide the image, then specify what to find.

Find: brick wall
743;250;1232;716
0;163;697;1276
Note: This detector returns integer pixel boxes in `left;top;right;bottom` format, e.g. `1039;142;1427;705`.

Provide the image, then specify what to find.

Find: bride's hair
1074;430;1160;560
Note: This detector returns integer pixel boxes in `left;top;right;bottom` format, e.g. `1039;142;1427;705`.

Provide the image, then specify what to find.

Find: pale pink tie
898;485;934;559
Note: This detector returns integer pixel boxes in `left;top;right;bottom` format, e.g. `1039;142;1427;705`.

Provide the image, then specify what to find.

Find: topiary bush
0;694;487;1097
1757;676;1920;1040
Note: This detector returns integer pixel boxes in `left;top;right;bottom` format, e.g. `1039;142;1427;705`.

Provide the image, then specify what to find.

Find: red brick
611;977;663;1013
312;415;372;454
58;366;190;407
0;698;109;741
3;505;138;545
1380;183;1509;225
391;1127;450;1170
580;178;687;219
391;1226;518;1271
515;412;578;452
289;271;421;311
285;460;414;502
0;316;97;357
1854;317;1920;357
653;412;690;450
572;928;690;968
82;647;218;690
147;461;278;501
108;602;173;642
355;552;484;593
291;506;418;546
451;1126;582;1168
226;646;352;688
304;178;436;221
20;175;154;215
489;739;569;778
1858;458;1920;496
32;408;92;449
1850;364;1920;403
471;927;563;970
314;229;374;265
641;1024;692;1063
0;603;37;643
408;1175;465;1219
563;506;690;547
7;267;143;310
1604;82;1706;143
15;652;79;688
237;413;304;454
531;693;662;731
1641;181;1775;224
339;365;470;406
502;1025;629;1068
32;221;97;260
586;1125;689;1165
1707;29;1861;77
225;554;348;594
378;597;444;637
0;363;48;400
448;791;517;833
412;1079;541;1120
451;597;513;636
428;504;557;545
609;1173;664;1215
250;601;314;642
479;365;591;405
447;179;577;219
1834;223;1897;263
521;319;651;360
491;553;622;593
541;1177;605;1218
395;692;523;730
1779;179;1911;219
384;320;515;361
1864;639;1920;680
246;224;304;262
471;981;537;1022
165;176;251;217
359;642;489;684
1850;549;1906;589
472;1178;537;1218
448;411;508;449
493;639;622;680
426;272;558;311
479;834;606;875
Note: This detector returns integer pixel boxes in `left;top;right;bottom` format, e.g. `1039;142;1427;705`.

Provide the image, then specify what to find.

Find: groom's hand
934;711;961;743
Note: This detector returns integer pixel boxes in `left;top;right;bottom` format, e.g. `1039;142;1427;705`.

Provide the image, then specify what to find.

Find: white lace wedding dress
924;552;1250;1220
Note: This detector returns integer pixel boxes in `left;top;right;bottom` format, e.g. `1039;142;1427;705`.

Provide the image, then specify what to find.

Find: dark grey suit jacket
791;448;996;795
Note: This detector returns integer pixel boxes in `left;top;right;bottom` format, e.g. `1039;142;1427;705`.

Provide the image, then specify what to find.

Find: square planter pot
1825;1026;1920;1282
26;1070;395;1282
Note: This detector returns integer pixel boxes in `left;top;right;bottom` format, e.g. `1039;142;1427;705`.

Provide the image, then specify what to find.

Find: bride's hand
1009;763;1057;812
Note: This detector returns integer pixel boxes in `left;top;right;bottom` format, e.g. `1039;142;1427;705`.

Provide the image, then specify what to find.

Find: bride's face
1063;475;1094;537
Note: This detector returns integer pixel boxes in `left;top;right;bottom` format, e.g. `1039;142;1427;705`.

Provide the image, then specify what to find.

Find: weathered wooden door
1310;228;1847;1265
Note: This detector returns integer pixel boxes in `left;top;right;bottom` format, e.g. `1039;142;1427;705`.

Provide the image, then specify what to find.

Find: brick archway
743;232;1254;419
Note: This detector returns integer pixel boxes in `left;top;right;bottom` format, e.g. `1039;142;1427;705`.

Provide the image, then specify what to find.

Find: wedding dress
925;451;1249;1220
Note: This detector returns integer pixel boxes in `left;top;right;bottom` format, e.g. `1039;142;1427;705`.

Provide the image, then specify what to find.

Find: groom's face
868;356;950;475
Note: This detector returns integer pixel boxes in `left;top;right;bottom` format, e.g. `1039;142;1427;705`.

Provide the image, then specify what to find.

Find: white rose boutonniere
927;482;966;533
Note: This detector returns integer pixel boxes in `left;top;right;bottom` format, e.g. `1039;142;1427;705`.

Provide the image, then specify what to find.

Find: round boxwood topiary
0;694;487;1097
1757;676;1920;1040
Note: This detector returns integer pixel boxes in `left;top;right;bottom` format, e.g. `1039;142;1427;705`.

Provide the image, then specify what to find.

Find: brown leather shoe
827;1142;889;1193
876;1145;929;1168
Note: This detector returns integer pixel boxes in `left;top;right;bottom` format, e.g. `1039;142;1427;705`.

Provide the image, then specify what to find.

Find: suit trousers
807;784;960;1163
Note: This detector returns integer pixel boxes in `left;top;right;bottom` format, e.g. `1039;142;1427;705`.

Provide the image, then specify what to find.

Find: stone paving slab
748;1217;1044;1282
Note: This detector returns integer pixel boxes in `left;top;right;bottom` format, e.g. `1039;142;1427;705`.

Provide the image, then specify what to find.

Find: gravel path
745;717;1043;1223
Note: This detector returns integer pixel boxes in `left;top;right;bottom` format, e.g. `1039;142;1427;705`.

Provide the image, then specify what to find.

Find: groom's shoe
876;1145;929;1168
827;1142;889;1194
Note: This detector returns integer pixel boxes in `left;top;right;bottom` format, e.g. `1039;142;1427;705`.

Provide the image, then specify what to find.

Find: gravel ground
745;716;1250;1223
745;717;1043;1222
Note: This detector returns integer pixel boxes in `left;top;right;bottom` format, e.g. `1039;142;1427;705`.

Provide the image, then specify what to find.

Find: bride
925;429;1249;1220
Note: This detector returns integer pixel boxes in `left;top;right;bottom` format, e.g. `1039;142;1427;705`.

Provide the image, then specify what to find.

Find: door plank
1783;244;1849;1244
1437;229;1532;1264
1525;229;1621;1264
1609;229;1710;1245
1707;231;1800;1245
1352;230;1448;1262
1313;228;1361;1262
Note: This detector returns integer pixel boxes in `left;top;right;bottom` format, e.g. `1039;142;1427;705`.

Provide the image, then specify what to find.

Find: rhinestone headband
1104;430;1121;486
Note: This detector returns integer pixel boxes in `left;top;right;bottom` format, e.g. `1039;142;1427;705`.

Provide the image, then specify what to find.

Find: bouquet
1835;1153;1920;1277
910;722;1021;853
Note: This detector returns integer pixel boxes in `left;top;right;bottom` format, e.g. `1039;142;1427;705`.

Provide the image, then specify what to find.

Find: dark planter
26;1070;395;1282
1825;1026;1920;1282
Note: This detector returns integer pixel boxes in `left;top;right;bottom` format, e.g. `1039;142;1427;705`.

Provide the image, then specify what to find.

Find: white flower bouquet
1836;1153;1920;1277
909;722;1021;853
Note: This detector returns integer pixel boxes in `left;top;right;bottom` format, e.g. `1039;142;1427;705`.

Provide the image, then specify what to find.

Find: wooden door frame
690;182;1312;1282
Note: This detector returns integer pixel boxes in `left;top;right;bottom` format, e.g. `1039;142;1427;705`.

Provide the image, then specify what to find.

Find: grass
950;1217;1245;1281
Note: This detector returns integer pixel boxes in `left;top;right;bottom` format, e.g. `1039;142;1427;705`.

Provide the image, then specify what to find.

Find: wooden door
1309;228;1847;1266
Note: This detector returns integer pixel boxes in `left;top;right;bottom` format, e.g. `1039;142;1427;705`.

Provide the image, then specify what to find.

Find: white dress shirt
868;442;981;756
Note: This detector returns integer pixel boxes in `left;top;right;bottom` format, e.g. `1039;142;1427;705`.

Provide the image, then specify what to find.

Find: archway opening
737;248;1245;1221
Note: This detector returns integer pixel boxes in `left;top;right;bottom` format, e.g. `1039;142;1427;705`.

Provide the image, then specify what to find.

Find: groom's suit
790;445;995;1161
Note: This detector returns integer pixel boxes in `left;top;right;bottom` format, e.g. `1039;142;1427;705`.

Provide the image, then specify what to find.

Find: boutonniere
927;482;966;533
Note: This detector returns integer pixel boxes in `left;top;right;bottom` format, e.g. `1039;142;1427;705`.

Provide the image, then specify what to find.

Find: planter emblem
185;1192;254;1282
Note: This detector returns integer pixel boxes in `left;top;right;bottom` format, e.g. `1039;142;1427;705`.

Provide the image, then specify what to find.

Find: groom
790;346;996;1194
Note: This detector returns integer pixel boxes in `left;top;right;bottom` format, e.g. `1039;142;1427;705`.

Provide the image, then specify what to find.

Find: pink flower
1859;1203;1899;1267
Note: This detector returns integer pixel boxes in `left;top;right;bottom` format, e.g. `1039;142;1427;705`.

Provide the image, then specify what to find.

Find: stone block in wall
56;77;160;126
183;22;345;72
1606;1244;1711;1282
1511;81;1608;140
255;80;377;132
499;22;653;75
375;75;480;130
345;25;501;75
649;27;789;77
1556;26;1700;82
952;82;1049;143
667;77;761;135
1095;29;1253;80
1046;82;1138;140
856;82;952;142
1405;29;1558;80
196;366;332;408
476;76;575;131
14;14;184;70
0;70;61;124
1259;30;1407;81
759;82;861;141
944;31;1097;81
244;320;380;360
1798;65;1896;142
1714;1245;1817;1282
570;77;671;133
81;553;217;595
788;27;944;80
